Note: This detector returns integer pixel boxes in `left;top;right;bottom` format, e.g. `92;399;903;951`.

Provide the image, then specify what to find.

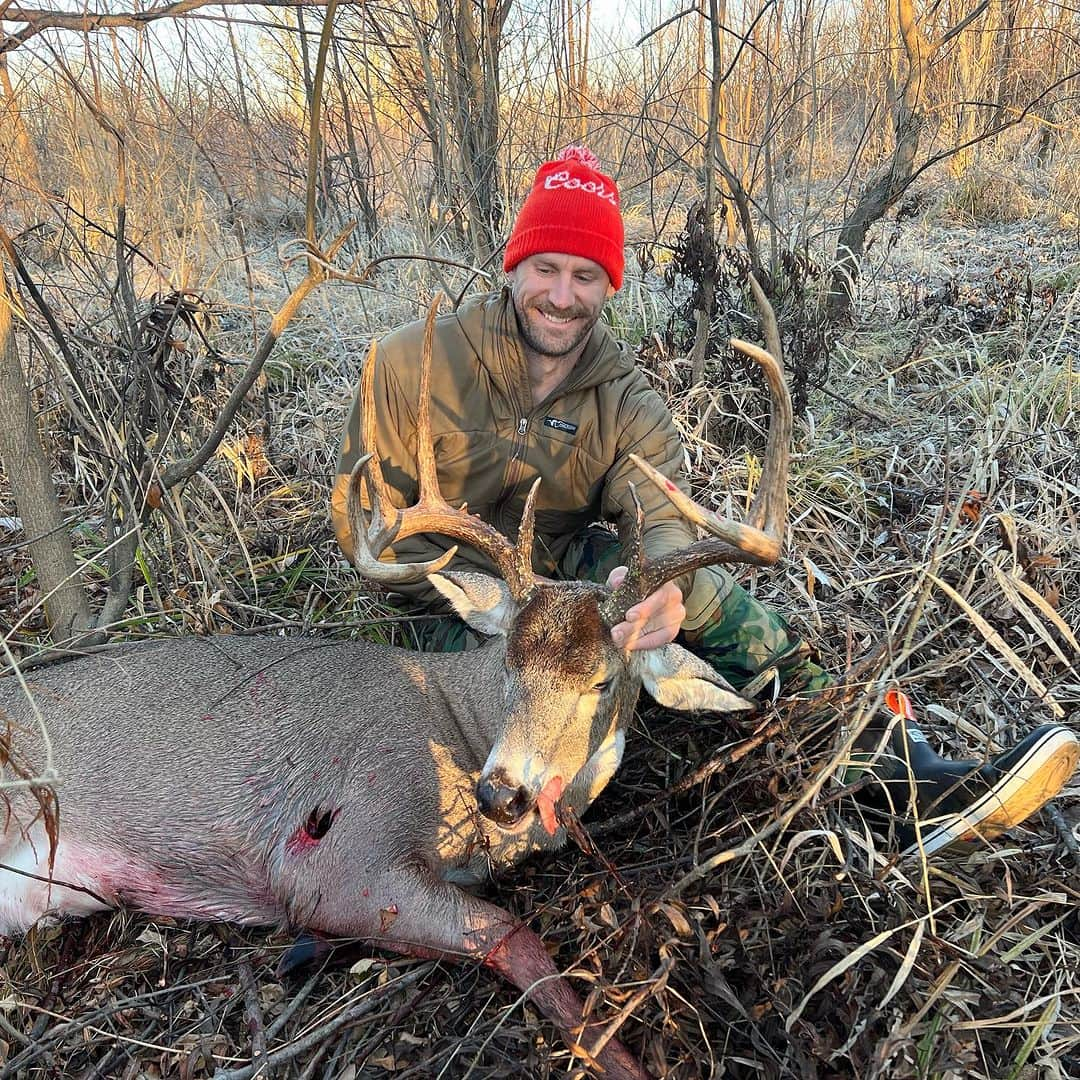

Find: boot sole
901;726;1079;858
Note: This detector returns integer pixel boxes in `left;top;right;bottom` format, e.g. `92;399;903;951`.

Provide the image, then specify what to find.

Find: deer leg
309;869;651;1080
275;929;336;978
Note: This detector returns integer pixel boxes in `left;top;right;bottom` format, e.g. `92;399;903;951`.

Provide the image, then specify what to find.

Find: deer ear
429;572;518;637
636;644;755;713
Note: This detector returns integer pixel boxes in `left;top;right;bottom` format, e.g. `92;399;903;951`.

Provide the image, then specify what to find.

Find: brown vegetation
0;2;1077;1078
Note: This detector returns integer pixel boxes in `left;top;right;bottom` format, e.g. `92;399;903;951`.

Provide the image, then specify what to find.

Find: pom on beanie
559;145;600;169
503;146;625;290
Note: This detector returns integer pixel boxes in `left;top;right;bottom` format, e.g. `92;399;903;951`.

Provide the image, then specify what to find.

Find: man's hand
606;566;685;651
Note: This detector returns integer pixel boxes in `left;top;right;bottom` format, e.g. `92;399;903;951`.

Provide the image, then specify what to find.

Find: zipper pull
517;417;528;435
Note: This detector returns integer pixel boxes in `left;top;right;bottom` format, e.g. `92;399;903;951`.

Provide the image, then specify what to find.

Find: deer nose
476;770;534;826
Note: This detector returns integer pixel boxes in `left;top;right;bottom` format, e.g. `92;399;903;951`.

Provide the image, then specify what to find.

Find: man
333;146;1078;858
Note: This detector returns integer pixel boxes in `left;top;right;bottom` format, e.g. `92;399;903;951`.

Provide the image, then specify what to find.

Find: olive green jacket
333;289;720;620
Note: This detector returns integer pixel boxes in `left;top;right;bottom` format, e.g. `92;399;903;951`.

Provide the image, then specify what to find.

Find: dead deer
0;298;792;1080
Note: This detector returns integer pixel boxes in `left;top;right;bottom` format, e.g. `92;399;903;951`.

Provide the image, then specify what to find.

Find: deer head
346;283;792;832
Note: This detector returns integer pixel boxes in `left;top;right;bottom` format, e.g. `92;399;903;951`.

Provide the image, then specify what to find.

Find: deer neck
418;643;512;766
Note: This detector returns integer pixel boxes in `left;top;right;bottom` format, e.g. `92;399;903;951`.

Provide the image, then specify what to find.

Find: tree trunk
0;270;93;645
827;0;928;322
434;0;508;263
988;0;1018;134
690;0;723;387
0;53;42;200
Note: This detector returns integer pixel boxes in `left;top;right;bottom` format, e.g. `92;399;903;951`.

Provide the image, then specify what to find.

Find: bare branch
2;0;335;54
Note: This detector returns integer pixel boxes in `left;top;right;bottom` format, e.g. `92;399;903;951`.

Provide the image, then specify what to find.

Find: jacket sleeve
331;344;460;604
599;381;700;596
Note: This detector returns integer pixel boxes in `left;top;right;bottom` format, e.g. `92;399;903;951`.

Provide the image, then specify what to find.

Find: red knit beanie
503;146;624;290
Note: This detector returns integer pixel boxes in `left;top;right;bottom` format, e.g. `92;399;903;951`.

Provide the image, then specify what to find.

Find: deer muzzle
476;769;535;827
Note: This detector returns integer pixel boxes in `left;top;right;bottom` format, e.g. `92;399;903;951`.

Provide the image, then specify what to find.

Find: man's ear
429;571;518;637
635;644;755;713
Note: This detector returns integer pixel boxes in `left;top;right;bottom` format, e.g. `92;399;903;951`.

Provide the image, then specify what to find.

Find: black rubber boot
855;721;1079;857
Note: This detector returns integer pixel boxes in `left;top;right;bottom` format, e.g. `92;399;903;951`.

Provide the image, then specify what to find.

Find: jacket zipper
494;352;598;536
493;416;530;535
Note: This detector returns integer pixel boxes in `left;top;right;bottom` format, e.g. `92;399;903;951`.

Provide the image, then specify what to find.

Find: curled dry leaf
655;901;693;938
960;490;984;523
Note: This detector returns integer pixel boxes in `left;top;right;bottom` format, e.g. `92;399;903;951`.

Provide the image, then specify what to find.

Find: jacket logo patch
543;416;578;435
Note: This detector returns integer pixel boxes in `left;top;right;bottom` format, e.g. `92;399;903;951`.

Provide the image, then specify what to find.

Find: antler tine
600;484;647;624
347;455;458;583
360;336;394;513
346;334;449;583
603;279;792;624
744;271;790;536
348;292;541;600
513;478;542;598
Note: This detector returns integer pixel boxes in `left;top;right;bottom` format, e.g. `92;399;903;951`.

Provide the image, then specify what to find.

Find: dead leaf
137;927;167;949
243;433;270;482
379;904;399;932
1025;553;1060;571
367;1053;401;1070
656;901;693;937
997;513;1019;559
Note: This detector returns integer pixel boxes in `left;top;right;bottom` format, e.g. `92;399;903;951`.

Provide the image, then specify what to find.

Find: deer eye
592;677;613;694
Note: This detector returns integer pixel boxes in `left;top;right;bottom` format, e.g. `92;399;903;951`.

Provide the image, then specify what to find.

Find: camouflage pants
405;525;831;694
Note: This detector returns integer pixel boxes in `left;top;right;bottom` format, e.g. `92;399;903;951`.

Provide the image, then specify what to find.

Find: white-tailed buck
0;300;792;1080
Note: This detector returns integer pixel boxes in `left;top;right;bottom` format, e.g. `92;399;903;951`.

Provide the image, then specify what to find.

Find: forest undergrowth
1;182;1078;1080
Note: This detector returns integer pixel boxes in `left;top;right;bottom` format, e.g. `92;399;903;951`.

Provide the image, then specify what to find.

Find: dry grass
2;176;1079;1078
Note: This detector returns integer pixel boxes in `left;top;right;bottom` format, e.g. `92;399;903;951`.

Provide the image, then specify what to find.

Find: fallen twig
237;960;267;1074
592;716;784;837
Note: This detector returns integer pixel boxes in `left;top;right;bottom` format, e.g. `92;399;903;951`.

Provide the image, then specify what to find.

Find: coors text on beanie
503;146;625;291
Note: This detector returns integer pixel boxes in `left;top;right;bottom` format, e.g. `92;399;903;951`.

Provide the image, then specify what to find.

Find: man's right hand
606;566;685;651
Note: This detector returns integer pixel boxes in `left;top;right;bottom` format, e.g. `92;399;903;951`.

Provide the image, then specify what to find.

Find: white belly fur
0;822;113;934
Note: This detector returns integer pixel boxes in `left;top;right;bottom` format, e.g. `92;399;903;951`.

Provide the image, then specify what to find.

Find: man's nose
547;273;574;310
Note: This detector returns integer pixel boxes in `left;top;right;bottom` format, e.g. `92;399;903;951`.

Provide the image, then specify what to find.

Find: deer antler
601;274;792;625
346;294;540;601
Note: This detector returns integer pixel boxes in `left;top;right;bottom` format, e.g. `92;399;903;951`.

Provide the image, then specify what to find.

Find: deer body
0;622;630;934
1;584;735;1080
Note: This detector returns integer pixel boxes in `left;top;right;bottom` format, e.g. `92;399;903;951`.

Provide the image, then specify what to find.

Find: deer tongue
536;775;565;836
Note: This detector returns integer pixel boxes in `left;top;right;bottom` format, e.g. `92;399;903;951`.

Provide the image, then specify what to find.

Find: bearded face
509;253;612;360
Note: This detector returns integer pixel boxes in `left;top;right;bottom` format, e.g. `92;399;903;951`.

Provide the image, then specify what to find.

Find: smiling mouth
536;309;580;327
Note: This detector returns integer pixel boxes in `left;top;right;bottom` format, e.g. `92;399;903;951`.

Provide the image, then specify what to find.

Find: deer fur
0;572;751;1080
